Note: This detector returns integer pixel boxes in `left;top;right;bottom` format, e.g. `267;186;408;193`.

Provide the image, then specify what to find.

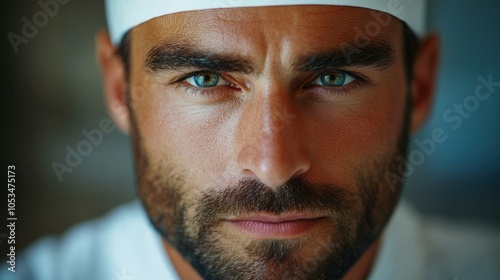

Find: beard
128;97;410;280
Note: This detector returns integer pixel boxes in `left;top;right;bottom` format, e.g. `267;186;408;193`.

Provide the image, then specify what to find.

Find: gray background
1;0;499;256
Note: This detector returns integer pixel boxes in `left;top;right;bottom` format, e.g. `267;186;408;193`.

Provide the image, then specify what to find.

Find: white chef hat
106;0;426;45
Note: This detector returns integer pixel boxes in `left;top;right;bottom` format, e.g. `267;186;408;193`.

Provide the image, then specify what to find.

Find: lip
225;213;325;237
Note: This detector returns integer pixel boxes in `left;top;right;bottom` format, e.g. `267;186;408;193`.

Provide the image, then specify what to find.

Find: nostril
292;164;310;179
238;150;311;189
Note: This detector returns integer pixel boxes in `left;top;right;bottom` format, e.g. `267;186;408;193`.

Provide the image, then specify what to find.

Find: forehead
131;5;403;62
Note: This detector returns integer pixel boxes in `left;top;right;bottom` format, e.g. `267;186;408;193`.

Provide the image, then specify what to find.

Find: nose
236;84;311;188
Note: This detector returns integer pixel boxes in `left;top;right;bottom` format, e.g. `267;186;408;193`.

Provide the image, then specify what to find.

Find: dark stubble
128;95;410;280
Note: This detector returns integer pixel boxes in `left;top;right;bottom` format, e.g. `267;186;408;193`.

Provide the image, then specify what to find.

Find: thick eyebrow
146;41;394;74
146;42;254;73
294;41;394;71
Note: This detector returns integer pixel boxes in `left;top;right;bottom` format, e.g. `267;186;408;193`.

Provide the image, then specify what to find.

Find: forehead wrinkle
133;5;403;81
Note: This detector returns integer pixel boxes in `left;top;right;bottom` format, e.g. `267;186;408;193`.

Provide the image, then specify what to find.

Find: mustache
195;177;357;224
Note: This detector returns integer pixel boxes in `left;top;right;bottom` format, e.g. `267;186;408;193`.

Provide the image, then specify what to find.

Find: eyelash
171;69;370;97
172;70;237;97
305;70;370;96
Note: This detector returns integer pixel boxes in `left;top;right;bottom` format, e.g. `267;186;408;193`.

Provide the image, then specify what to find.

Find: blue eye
185;71;227;87
313;71;355;87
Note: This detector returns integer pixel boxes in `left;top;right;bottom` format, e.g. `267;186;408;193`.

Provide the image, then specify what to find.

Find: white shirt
2;200;499;279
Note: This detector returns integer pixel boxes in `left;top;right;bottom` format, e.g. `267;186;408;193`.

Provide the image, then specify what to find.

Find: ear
410;34;440;133
96;30;130;134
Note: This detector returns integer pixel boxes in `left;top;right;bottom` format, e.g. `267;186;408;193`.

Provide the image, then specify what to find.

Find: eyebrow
145;41;394;74
294;41;395;71
146;42;254;73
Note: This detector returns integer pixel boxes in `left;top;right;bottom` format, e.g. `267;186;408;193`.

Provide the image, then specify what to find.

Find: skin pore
97;5;439;280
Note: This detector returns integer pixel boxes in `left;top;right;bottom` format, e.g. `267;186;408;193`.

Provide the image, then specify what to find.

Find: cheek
132;83;236;187
307;77;407;186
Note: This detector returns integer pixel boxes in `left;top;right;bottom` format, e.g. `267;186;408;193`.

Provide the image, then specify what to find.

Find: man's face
127;6;408;279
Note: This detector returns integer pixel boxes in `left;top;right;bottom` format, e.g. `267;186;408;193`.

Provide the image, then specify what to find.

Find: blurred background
1;0;500;258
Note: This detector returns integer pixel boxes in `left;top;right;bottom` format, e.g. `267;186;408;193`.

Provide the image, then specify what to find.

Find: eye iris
194;72;219;87
320;72;346;86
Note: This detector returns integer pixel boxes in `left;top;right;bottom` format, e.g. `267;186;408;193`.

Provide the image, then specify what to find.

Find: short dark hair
116;23;419;83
